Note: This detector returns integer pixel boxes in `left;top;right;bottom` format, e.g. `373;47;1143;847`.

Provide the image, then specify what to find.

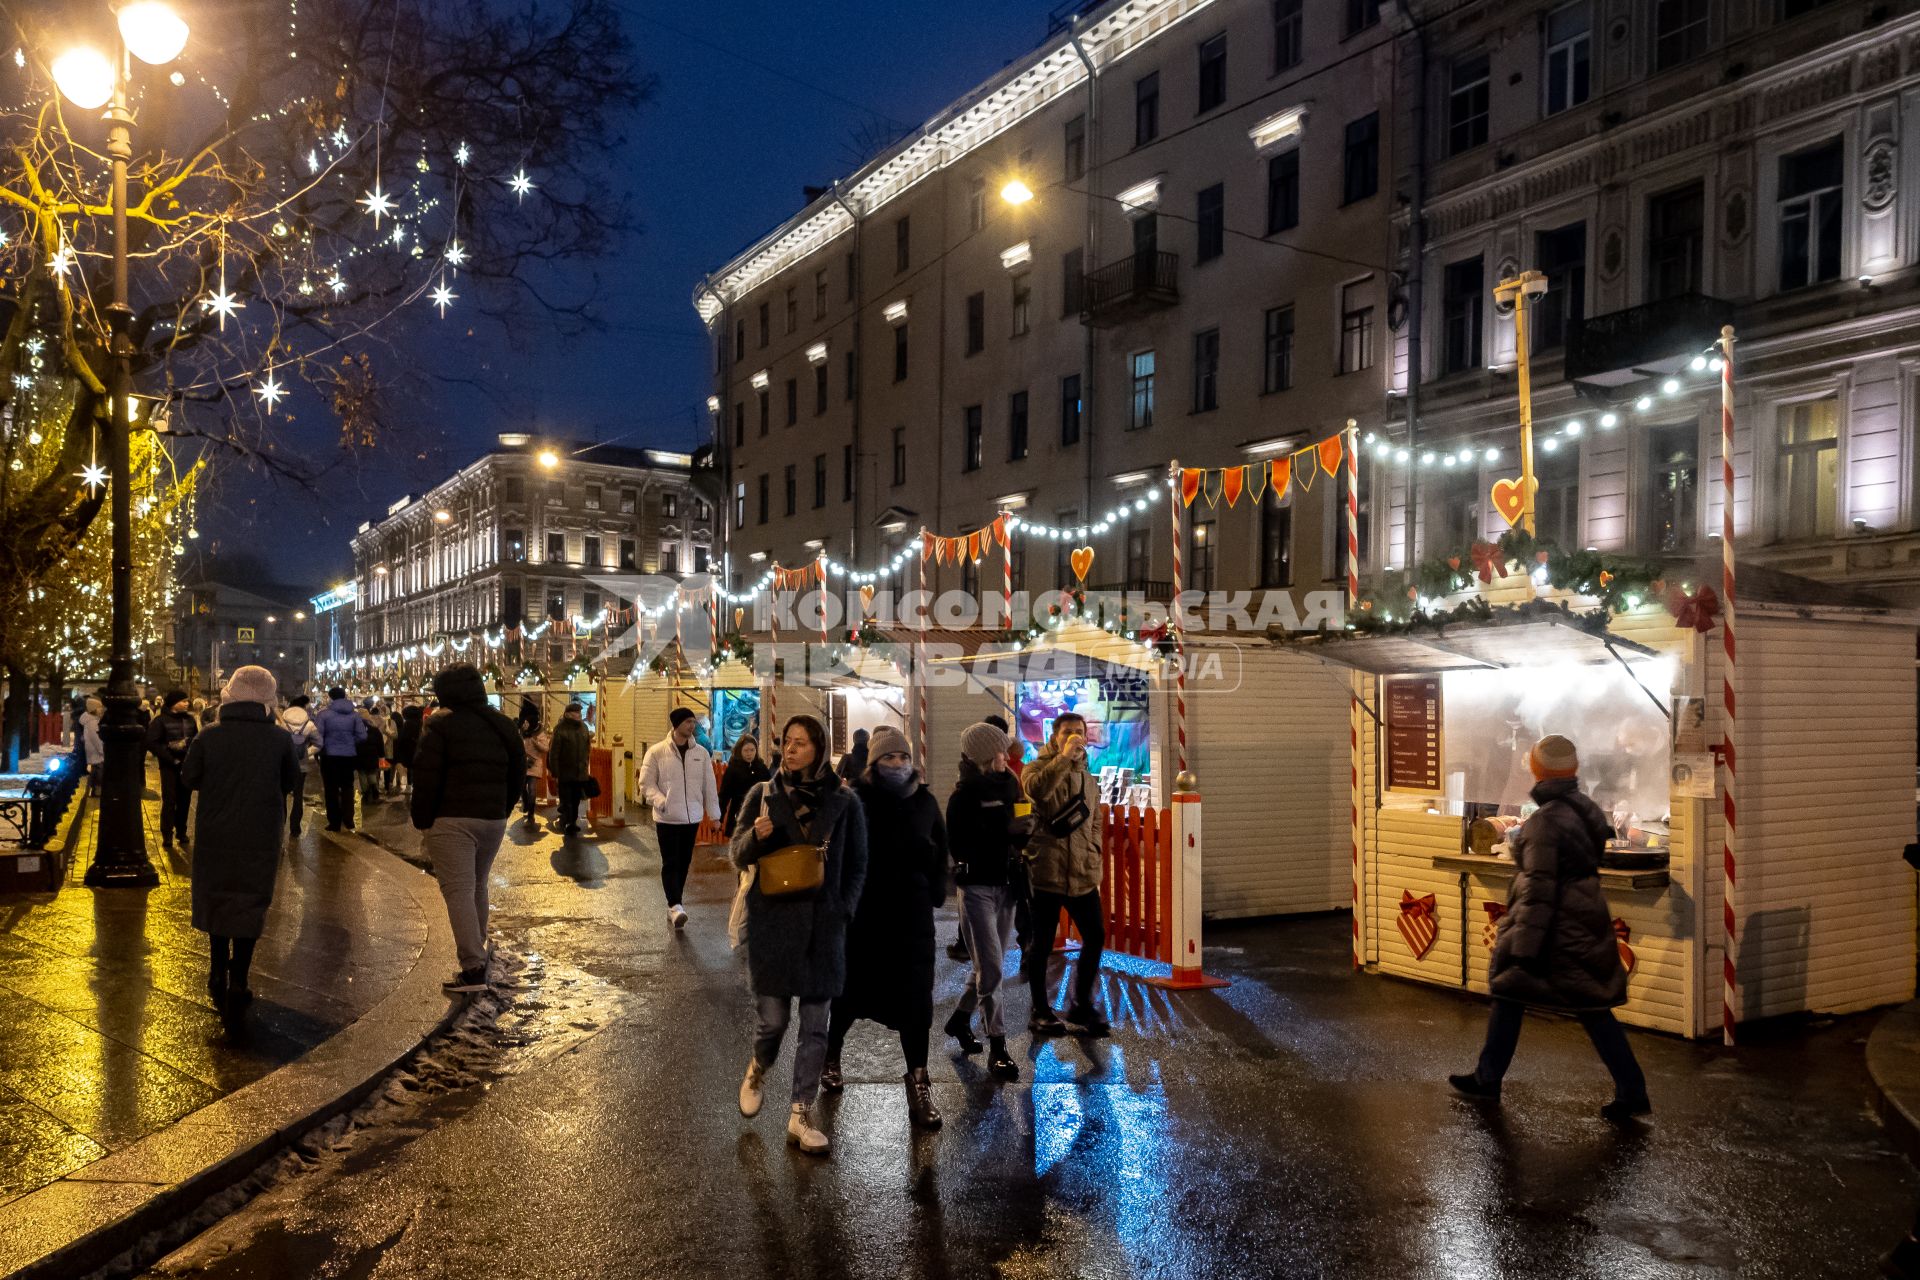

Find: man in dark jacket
410;664;527;993
546;702;594;835
316;687;367;832
1449;735;1650;1121
144;689;198;852
942;721;1032;1081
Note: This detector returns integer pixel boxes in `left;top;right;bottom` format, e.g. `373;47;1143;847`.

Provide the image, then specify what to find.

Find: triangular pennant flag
1292;448;1316;493
1221;465;1246;509
993;512;1010;549
1247;458;1270;503
1270;455;1291;495
1202;469;1224;508
1318;433;1344;478
972;530;986;561
920;531;935;562
1180;468;1203;507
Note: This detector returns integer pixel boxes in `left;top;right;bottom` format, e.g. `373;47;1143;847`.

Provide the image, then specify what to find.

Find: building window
505;529;525;563
1447;54;1490;156
546;591;566;622
815;364;829;415
1778;138;1843;291
783;464;796;516
1653;0;1707;71
583;535;602;567
757;389;769;436
1647;182;1704;302
1259;491;1293;586
967;175;986;233
1062;248;1085;317
843;443;855;502
1778;396;1839;541
1064;113;1086;182
784;285;797;334
502;475;525;504
1054;512;1079;585
620;538;637;570
1426;464;1481;554
734;319;746;361
785;378;798;427
961;539;980;596
1135;72;1160;146
963;405;984;472
662;491;678;518
758;473;769;524
659;544;679;575
1192;328;1220;412
1533;222;1586;352
1343;113;1379;204
892;427;907;485
1544;3;1591;115
694;546;710;574
503;584;523;625
1196;183;1225;262
546;531;565;563
1188;517;1217;592
813;454;827;509
1442;256;1484;374
895;216;911;273
966;291;986;355
586;484;605;510
1643;422;1698;553
1125;524;1151;587
813;268;829;319
1263;305;1294;393
757;301;769;348
1273;0;1303;70
1345;0;1380;36
1060;374;1082;446
733;482;746;529
1340;281;1376;373
1129;351;1157;429
1535;439;1581;548
893;325;909;381
1267;150;1299;233
1009;391;1030;460
1197;34;1227;113
845;350;857;402
732;402;745;448
1011;275;1031;336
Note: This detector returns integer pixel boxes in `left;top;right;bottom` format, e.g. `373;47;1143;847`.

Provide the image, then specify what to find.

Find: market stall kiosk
1293;567;1917;1037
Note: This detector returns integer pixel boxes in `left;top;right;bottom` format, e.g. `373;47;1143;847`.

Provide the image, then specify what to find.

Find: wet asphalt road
139;806;1917;1280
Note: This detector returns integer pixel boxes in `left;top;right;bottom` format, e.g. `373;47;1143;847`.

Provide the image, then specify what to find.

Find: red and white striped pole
766;567;779;743
1345;421;1364;971
915;529;929;766
1719;326;1739;1047
1167;462;1188;781
1001;515;1014;632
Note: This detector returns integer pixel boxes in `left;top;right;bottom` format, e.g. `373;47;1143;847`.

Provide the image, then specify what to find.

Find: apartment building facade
1382;0;1920;599
348;435;715;656
697;0;1400;603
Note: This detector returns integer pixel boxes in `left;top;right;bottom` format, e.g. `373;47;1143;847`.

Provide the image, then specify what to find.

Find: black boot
943;1006;982;1055
904;1069;941;1131
987;1036;1019;1081
1064;1002;1109;1038
1448;1072;1501;1102
820;1053;843;1094
207;964;227;1009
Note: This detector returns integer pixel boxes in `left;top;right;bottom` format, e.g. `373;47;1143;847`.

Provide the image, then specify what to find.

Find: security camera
1491;270;1549;316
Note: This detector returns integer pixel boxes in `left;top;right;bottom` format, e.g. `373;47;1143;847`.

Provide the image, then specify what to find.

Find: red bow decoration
1137;622;1170;647
1482;900;1507;950
1397;891;1439;960
1666;583;1720;633
1613;918;1636;975
1469;540;1504;585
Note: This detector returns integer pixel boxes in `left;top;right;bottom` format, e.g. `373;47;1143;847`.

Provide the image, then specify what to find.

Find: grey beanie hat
223;665;278;710
960;721;1009;767
868;724;912;762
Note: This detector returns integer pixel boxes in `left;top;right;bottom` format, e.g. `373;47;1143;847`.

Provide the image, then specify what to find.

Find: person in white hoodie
279;695;321;836
78;696;105;792
639;707;721;930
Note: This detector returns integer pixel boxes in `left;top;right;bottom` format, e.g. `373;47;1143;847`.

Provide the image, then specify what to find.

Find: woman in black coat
180;666;300;1019
718;735;770;837
1449;735;1650;1120
391;704;425;794
823;724;949;1131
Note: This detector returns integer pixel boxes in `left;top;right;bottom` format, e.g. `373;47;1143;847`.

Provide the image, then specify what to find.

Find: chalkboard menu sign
1385;675;1443;793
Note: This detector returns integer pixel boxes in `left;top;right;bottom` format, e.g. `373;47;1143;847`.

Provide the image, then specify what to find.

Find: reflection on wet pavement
139;806;1917;1279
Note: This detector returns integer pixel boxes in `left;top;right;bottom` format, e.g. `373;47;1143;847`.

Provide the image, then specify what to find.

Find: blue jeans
754;995;831;1106
1474;997;1648;1101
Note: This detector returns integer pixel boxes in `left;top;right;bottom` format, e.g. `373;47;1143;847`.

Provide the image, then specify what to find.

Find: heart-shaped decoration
1446;556;1461;571
733;607;744;629
1069;546;1094;583
1490;475;1538;528
858;584;875;612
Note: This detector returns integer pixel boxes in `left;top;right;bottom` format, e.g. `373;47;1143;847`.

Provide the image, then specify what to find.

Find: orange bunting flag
1201;470;1223;507
1292;448;1317;493
1246;458;1269;504
920;531;936;562
1317;433;1344;478
1221;465;1246;509
1270;454;1292;495
993;512;1011;549
970;530;985;562
1180;468;1203;507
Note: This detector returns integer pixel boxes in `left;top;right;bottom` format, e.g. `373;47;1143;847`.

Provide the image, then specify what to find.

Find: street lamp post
54;3;190;886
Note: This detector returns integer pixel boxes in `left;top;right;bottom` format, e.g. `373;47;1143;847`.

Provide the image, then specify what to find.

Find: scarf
781;762;836;832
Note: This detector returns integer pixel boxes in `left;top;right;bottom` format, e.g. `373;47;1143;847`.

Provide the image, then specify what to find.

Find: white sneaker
739;1058;765;1117
786;1102;829;1155
669;904;688;930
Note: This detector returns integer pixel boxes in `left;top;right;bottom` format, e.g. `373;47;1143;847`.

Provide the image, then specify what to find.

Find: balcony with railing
1081;252;1179;328
1085;579;1173;602
1564;292;1735;387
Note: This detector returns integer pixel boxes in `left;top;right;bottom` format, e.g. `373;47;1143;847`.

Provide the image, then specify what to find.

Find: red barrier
1052;805;1173;964
588;747;617;825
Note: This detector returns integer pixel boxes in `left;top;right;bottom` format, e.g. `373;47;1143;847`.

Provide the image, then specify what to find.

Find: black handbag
582;775;602;799
1043;776;1091;838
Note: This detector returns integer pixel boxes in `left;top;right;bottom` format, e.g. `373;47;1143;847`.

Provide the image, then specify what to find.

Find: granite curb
1870;999;1920;1165
0;830;460;1280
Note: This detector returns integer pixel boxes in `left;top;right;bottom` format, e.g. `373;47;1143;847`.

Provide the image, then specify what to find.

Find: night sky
219;0;1068;593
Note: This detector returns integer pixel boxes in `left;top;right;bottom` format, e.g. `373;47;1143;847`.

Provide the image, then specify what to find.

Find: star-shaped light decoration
305;148;319;174
49;246;74;276
444;239;467;269
507;169;535;201
11;373;30;390
391;223;406;246
454;141;471;167
79;463;108;490
0;228;10;247
328;273;346;297
203;287;244;329
430;279;456;316
331;126;349;147
254;373;286;413
358;184;395;227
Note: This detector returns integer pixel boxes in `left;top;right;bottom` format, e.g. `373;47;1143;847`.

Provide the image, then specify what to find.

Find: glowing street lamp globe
1000;178;1034;205
117;1;190;66
51;47;114;109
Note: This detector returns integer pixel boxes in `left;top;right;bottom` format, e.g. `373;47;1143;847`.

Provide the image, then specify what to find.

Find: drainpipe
829;184;864;563
1070;21;1100;526
1396;1;1427;572
702;273;732;594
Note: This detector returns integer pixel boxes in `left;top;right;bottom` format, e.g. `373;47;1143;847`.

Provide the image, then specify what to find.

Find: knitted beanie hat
960;721;1009;767
1528;734;1580;780
868;724;912;762
669;706;695;728
223;665;279;710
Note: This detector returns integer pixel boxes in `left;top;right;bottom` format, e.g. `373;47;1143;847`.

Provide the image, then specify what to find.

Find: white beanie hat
223;665;278;710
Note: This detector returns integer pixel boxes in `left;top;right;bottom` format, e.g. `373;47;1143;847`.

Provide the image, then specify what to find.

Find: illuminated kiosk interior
1290;563;1918;1038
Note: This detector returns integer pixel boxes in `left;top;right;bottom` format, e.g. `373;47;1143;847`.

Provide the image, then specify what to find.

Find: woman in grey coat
1449;735;1650;1121
180;666;300;1018
729;714;867;1156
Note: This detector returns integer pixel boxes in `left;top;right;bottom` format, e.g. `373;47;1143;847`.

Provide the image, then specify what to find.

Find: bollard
607;734;628;827
1145;770;1229;990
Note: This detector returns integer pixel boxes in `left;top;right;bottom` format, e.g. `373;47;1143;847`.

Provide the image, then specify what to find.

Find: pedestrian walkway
0;771;430;1211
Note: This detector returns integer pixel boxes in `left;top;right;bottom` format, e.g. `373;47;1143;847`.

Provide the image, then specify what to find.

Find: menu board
1385;675;1443;793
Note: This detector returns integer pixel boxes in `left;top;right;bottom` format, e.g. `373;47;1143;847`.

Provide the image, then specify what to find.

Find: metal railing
1565;292;1734;382
1081;252;1179;325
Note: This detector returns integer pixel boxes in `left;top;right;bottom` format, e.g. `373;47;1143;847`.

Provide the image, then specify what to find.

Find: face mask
876;762;915;791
